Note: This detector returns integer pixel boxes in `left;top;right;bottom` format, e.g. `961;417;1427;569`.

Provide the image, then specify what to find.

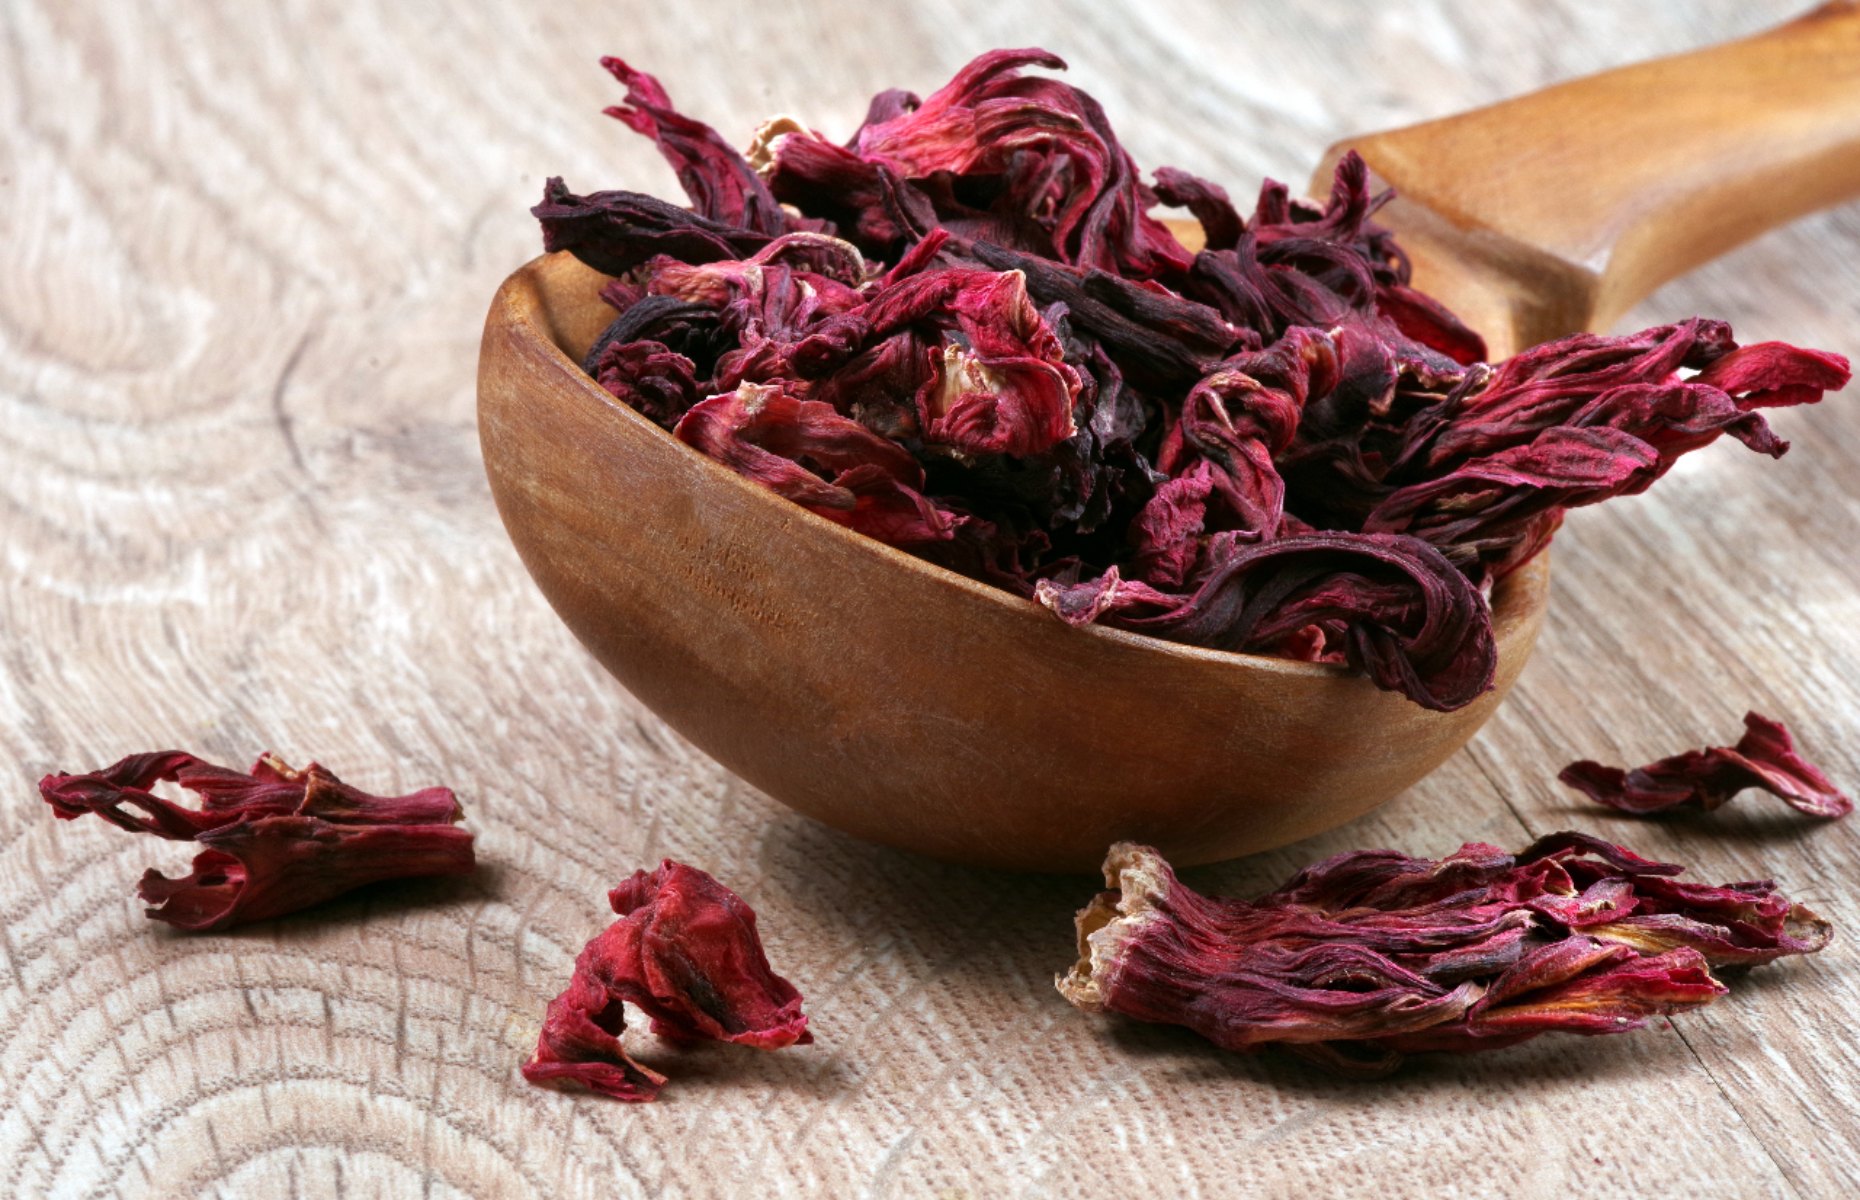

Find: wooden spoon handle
1326;2;1860;351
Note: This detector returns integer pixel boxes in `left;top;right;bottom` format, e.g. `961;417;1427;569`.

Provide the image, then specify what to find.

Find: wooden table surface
5;3;1858;1196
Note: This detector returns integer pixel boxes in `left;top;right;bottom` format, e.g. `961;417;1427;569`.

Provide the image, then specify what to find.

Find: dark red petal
847;49;1192;280
1375;281;1487;366
1060;837;1826;1075
1151;167;1243;251
673;382;923;513
39;752;474;931
597;58;804;238
608;861;812;1048
524;861;810;1102
533;179;773;276
1692;341;1850;409
522;960;669;1102
1098;530;1497;712
1561;711;1852;819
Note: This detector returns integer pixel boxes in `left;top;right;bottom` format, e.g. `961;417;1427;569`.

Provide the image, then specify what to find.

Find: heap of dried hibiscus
536;50;1849;711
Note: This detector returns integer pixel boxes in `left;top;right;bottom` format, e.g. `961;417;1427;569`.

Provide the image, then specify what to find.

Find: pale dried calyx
746;115;807;175
1055;841;1172;1010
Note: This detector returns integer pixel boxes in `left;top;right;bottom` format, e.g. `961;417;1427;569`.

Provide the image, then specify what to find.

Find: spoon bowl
477;251;1549;872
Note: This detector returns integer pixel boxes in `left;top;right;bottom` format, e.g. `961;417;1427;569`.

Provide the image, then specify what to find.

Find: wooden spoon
478;9;1860;872
1316;1;1860;359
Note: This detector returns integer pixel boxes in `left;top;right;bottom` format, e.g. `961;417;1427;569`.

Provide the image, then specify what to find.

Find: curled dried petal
589;339;700;426
1352;326;1842;578
599;58;799;236
1046;530;1497;712
523;860;810;1101
965;239;1239;389
847;49;1192;280
39;752;474;931
1151;166;1243;251
604;862;812;1048
1561;712;1853;819
1059;836;1827;1075
1157;331;1330;539
535;178;771;275
674;381;919;511
763;133;937;258
896;269;1082;457
1380;945;1724;1059
1058;844;1487;1048
1375;281;1487;366
1127;462;1218;587
522;967;670;1103
1692;341;1851;409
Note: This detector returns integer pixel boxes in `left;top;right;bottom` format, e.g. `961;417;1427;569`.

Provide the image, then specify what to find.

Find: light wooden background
4;2;1858;1197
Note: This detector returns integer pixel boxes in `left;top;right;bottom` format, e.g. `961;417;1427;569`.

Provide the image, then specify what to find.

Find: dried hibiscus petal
1038;529;1497;712
670;380;959;546
1560;711;1852;819
39;751;475;931
766;48;1191;280
523;859;811;1102
1058;837;1829;1076
534;179;773;276
597;58;801;237
588;339;700;426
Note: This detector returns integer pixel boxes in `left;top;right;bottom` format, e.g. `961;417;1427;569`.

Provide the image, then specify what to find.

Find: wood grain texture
2;2;1856;1197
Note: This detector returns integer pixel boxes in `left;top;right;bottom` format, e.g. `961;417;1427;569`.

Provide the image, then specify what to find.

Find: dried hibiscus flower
1058;836;1829;1076
1561;712;1852;819
39;751;476;931
523;859;811;1102
537;51;1850;710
